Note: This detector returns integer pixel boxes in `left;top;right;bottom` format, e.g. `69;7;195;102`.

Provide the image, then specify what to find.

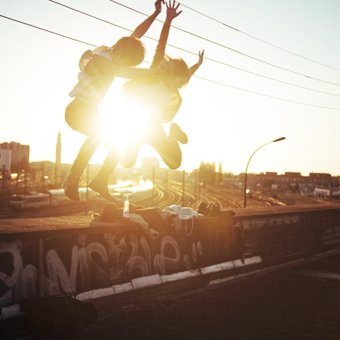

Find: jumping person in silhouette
64;0;164;202
87;0;204;201
122;50;204;169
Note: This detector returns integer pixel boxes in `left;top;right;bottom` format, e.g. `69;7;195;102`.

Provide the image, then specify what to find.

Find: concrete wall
239;207;340;264
1;206;340;309
0;214;240;309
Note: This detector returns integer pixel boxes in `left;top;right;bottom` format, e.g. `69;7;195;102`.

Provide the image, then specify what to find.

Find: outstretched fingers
172;0;180;11
198;49;205;64
166;0;182;19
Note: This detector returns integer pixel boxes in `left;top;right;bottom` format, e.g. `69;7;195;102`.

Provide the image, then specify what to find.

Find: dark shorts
65;98;100;136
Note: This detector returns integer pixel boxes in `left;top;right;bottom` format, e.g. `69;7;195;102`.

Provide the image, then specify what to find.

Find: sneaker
88;180;119;203
169;123;188;144
64;177;80;201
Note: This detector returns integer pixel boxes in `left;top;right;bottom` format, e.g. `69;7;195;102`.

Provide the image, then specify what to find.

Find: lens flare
99;81;152;157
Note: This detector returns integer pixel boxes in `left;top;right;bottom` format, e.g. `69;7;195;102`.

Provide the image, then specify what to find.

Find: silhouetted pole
194;170;198;207
182;170;185;206
55;131;61;187
24;169;28;195
197;169;201;204
243;137;286;208
165;169;168;192
152;167;155;206
42;161;45;191
85;164;90;214
2;165;5;195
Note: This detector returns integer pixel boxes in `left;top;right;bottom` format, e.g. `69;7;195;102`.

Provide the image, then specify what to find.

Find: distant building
283;172;303;183
0;149;12;172
309;173;332;186
261;172;278;188
0;142;29;173
239;170;338;194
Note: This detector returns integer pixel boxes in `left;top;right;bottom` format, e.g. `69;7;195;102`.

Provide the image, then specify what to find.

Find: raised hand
154;0;164;14
188;50;205;76
197;50;205;66
165;0;182;23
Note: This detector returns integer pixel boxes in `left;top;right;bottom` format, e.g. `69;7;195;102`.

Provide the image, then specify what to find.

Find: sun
99;79;152;158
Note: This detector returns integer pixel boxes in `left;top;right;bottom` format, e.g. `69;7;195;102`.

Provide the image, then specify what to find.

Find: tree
199;161;216;185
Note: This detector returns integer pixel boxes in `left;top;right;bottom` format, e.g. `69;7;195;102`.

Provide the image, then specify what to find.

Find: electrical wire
108;0;340;87
0;14;97;48
47;0;340;98
48;0;158;41
195;76;340;111
179;1;340;72
1;13;339;112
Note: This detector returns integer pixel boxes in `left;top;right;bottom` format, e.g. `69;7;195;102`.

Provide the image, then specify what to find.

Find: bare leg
169;123;188;144
64;136;101;201
89;148;120;203
149;125;182;170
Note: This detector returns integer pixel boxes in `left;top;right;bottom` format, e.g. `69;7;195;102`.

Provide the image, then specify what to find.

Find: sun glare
99;80;151;158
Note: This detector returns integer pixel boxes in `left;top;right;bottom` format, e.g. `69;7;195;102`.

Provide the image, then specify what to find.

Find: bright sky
1;0;340;176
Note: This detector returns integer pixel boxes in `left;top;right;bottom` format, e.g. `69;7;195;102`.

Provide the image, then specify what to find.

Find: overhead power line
1;13;339;112
108;0;340;87
0;14;96;48
179;1;340;72
196;76;340;111
47;0;340;98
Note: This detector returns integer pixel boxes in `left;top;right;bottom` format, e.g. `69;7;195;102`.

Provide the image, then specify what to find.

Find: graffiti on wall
0;218;238;308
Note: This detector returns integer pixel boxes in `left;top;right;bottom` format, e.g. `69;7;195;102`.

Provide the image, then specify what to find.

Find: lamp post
243;137;286;208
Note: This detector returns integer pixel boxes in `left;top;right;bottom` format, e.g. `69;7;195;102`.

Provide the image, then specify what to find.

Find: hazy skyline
1;0;340;175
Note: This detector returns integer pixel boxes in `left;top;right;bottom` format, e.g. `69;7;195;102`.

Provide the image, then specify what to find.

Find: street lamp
243;137;286;208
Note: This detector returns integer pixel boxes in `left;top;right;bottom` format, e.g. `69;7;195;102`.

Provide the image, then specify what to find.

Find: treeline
199;161;224;185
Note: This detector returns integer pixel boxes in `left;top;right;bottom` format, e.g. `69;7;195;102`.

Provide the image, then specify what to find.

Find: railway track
0;182;314;220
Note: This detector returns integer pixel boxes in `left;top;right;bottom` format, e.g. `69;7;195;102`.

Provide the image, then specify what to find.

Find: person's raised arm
189;50;204;77
130;0;164;39
151;0;182;68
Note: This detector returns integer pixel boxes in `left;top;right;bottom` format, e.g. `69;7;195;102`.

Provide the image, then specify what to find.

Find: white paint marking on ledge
200;256;262;275
161;269;202;283
112;282;133;294
76;283;133;301
76;257;262;302
131;274;162;290
243;256;262;266
77;287;114;301
200;261;235;275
